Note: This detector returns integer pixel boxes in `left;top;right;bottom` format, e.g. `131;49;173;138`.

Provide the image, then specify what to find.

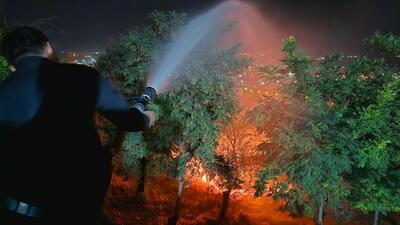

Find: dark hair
1;26;49;65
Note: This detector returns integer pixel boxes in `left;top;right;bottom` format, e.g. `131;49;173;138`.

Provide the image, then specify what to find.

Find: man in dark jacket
0;27;155;225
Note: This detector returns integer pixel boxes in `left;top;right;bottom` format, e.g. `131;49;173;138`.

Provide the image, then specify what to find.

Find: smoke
216;0;392;65
146;0;400;93
147;1;238;93
219;1;284;64
239;0;400;57
147;0;285;93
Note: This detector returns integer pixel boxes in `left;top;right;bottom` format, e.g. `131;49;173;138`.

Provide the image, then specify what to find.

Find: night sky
4;0;400;55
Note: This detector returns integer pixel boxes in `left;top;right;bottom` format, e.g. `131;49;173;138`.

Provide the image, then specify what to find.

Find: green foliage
254;37;353;217
0;30;9;82
97;11;188;96
97;11;248;181
350;78;400;214
113;132;147;175
253;33;400;220
0;57;8;82
365;32;400;56
155;43;246;167
96;30;156;95
147;10;187;41
97;11;188;178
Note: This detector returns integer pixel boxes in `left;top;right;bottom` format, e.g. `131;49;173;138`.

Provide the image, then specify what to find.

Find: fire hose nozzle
130;87;157;112
142;86;157;103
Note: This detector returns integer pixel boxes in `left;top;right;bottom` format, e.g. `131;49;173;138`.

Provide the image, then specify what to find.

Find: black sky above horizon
4;0;400;54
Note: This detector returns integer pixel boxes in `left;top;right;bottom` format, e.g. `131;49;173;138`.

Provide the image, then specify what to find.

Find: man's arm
96;75;152;132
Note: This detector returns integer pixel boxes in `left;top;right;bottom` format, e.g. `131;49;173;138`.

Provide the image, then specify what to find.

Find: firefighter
0;26;155;225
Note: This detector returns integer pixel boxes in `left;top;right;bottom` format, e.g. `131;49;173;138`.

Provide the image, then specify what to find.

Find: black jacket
0;57;148;213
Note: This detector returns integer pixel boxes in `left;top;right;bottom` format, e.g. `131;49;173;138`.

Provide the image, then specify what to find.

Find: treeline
97;11;400;225
252;34;400;225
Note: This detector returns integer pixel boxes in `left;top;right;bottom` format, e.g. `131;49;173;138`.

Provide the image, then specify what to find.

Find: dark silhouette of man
0;27;155;225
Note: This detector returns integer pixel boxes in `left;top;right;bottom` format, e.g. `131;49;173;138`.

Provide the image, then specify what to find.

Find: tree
252;37;352;225
350;79;400;225
349;33;400;225
96;11;185;199
253;34;400;225
208;110;266;221
97;11;248;225
365;32;400;56
155;44;247;225
96;30;152;199
0;29;9;82
0;56;7;82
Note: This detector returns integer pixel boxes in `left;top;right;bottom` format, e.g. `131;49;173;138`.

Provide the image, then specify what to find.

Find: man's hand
143;110;155;128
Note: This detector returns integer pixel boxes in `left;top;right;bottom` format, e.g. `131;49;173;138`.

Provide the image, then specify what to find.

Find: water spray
146;1;241;93
134;1;243;108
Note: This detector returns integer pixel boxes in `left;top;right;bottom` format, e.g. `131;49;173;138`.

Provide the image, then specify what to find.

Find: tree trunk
218;188;232;220
135;157;148;200
316;198;324;225
169;142;187;225
373;209;379;225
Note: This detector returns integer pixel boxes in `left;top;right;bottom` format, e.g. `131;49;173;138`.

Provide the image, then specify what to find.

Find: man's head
1;26;58;70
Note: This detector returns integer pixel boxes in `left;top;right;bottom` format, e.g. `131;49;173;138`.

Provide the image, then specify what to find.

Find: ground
102;174;392;225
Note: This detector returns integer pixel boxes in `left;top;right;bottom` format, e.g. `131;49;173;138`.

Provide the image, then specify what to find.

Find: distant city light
64;51;100;67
